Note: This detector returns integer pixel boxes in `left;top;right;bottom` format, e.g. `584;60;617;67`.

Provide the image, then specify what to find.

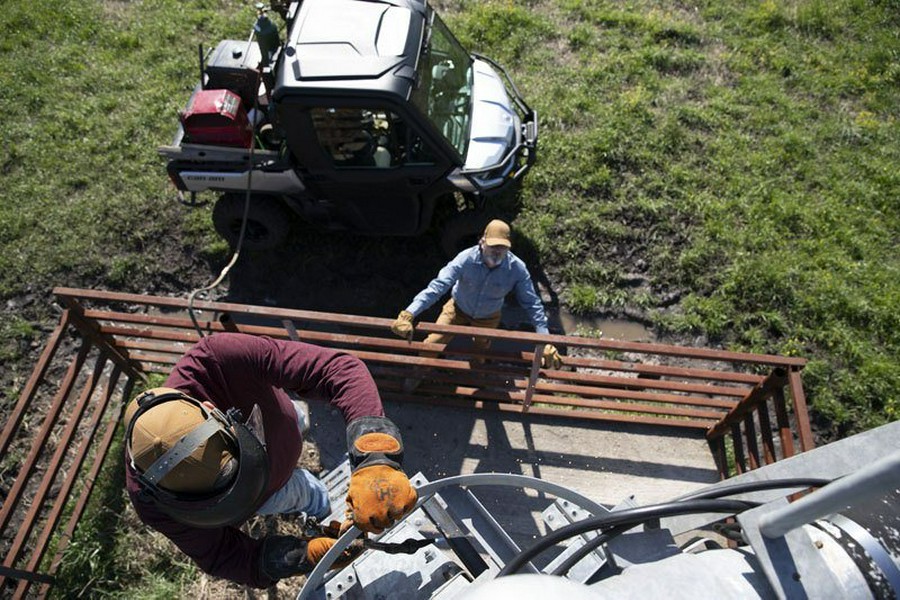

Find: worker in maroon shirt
123;333;417;588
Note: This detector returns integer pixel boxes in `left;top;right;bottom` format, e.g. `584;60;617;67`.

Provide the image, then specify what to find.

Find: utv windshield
411;13;473;159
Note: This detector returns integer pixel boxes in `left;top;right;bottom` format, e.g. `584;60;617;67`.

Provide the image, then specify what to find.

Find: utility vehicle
159;0;538;252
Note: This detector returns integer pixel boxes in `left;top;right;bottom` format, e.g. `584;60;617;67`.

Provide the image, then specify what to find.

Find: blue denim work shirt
405;245;549;334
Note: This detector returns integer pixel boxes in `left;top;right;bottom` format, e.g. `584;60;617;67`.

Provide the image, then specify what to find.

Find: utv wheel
440;209;493;257
212;194;290;250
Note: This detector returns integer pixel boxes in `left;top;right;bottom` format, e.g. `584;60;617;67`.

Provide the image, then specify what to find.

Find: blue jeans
256;468;330;518
256;400;330;518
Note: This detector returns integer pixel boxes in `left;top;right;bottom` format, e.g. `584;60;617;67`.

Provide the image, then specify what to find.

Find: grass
0;0;244;301
0;0;898;594
443;0;899;433
48;436;199;599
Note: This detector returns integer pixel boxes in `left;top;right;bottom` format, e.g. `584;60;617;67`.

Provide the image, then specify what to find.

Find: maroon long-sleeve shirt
124;333;384;588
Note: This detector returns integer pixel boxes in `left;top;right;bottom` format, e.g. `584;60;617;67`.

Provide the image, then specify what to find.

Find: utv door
282;101;453;235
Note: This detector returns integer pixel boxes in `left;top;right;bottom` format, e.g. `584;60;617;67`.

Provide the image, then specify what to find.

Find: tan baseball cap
483;219;512;247
125;388;235;493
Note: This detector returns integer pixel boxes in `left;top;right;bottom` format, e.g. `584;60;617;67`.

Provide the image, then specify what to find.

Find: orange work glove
345;417;418;534
541;344;562;369
390;310;415;340
306;537;362;570
347;464;417;533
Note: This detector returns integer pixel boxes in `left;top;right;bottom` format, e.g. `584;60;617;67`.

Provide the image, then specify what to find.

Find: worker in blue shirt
391;219;562;368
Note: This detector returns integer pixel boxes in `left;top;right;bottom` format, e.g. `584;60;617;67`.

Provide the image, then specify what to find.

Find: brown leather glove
541;344;562;369
390;310;415;340
345;417;418;534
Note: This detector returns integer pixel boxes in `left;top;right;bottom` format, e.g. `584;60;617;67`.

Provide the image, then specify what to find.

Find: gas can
180;89;252;148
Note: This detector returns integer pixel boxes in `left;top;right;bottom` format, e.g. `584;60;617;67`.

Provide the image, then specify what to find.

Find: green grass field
1;0;898;594
441;0;899;433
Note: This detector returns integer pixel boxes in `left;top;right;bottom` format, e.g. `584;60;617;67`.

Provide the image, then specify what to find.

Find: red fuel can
180;89;252;147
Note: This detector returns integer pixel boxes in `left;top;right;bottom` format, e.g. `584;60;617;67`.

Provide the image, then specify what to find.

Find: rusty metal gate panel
0;287;814;595
0;310;140;598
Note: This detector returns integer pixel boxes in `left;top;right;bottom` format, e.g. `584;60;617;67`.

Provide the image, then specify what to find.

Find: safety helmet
125;388;269;528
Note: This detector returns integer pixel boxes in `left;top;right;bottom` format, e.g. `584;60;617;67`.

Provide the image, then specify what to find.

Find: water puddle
556;311;655;342
502;305;655;342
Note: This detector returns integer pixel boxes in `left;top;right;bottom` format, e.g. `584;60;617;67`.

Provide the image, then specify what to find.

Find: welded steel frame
50;287;809;434
51;286;812;477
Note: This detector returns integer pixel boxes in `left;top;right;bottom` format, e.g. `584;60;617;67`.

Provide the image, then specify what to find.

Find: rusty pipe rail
49;286;809;435
706;365;814;479
0;330;138;597
54;286;807;367
51;286;812;445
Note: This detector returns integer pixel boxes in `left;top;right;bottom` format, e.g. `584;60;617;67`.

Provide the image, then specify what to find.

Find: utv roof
273;0;428;102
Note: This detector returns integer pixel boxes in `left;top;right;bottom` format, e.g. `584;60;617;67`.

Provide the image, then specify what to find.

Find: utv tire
440;209;493;258
212;193;290;251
